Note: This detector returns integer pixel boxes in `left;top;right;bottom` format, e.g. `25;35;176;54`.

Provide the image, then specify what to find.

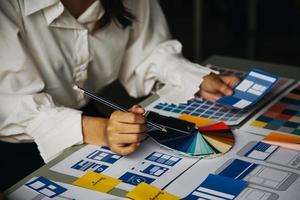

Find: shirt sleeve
119;0;216;99
0;2;83;163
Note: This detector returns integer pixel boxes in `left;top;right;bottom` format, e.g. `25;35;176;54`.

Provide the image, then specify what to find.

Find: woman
0;0;239;190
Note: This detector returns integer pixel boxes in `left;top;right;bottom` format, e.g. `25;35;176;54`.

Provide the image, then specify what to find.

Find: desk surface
5;55;300;197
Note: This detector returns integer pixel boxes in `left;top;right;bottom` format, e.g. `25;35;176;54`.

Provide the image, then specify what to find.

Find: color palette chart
184;174;247;200
146;64;293;126
217;68;278;109
147;121;234;158
147;98;247;126
241;82;300;136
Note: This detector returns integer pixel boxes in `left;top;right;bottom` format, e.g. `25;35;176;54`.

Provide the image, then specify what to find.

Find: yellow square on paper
126;182;180;200
250;120;267;128
73;171;121;193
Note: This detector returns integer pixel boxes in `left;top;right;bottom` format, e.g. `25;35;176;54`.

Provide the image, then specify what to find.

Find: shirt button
79;64;86;71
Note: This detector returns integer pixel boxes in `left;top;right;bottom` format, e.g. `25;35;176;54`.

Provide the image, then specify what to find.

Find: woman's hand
198;73;240;102
105;105;147;155
82;105;147;156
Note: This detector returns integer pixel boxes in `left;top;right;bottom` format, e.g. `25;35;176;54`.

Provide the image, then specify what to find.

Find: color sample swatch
147;98;250;126
263;132;300;150
126;182;180;200
147;120;234;158
217;68;278;109
241;82;300;136
184;174;247;200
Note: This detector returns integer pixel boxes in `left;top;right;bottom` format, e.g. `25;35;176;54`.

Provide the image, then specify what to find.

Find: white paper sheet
7;177;126;200
165;130;300;200
51;138;199;191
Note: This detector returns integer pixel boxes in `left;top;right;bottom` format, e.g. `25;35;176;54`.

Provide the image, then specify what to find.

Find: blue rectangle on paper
26;177;67;198
71;159;109;173
86;150;121;164
145;152;181;166
218;159;257;180
119;172;155;186
141;164;168;177
244;142;277;160
184;174;247;200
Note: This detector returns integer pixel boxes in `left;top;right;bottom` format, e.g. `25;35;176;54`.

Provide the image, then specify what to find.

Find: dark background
160;0;300;67
100;0;300;110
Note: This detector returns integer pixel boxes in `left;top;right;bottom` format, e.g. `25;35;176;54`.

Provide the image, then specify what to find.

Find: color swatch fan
147;112;234;158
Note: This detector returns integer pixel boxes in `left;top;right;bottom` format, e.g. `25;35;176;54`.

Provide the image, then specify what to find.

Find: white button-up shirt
0;0;214;162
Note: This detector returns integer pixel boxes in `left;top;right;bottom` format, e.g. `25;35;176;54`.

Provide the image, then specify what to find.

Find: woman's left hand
198;73;240;102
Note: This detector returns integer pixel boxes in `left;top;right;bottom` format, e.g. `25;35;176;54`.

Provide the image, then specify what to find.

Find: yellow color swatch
73;171;121;193
179;114;214;127
250;120;267;128
126;182;180;200
202;135;232;153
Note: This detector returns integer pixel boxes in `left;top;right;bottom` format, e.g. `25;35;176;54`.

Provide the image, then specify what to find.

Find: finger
201;73;229;94
111;142;141;156
130;104;145;115
220;75;240;88
200;89;223;102
113;123;148;133
115;123;147;133
110;111;146;124
111;132;146;144
212;79;233;96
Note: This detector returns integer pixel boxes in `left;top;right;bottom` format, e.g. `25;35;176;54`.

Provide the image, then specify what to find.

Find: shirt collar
77;1;104;32
25;0;103;31
24;0;60;16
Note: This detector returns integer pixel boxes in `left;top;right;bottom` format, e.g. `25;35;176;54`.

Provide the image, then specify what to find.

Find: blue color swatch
119;172;155;186
218;159;258;180
184;174;247;200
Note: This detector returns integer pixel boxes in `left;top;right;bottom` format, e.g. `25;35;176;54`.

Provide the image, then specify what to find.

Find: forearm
82;115;109;146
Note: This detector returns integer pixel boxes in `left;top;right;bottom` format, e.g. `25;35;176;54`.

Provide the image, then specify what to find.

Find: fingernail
226;89;233;96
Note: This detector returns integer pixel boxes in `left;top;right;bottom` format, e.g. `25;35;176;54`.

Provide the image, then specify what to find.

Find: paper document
51;138;199;191
7;176;125;200
165;130;300;199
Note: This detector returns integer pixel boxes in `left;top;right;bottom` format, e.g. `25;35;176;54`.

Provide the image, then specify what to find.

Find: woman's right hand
82;105;147;156
104;105;147;155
